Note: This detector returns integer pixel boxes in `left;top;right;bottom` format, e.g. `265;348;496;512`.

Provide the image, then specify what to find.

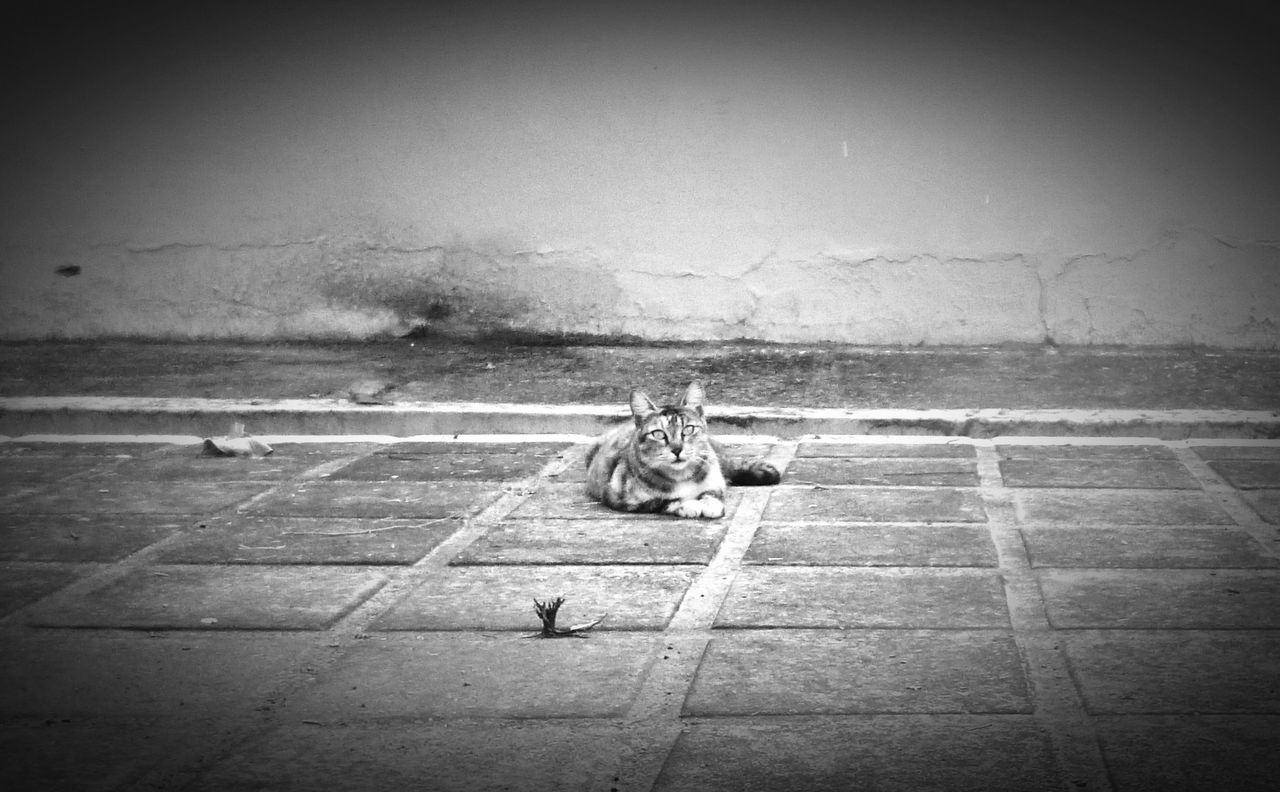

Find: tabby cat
585;381;781;518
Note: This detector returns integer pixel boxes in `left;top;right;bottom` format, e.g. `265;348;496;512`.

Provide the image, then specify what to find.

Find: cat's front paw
670;497;725;519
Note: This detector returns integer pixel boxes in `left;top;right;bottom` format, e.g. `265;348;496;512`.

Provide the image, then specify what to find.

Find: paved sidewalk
1;433;1278;791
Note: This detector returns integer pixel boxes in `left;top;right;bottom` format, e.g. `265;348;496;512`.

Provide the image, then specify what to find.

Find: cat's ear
629;389;657;426
679;381;706;417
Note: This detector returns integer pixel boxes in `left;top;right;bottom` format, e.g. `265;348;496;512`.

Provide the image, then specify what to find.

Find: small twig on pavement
526;596;606;638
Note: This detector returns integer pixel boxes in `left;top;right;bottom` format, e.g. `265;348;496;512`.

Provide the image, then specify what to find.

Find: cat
585;381;781;518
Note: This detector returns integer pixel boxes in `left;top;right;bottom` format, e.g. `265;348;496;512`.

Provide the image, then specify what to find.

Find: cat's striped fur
585;381;781;519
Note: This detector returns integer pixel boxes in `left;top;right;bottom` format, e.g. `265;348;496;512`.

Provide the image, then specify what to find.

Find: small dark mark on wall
55;265;82;277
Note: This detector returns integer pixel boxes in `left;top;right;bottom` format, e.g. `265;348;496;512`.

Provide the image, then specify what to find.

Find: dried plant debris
202;422;273;458
527;596;606;639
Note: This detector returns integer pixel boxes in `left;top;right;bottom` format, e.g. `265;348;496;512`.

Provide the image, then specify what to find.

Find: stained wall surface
2;1;1278;345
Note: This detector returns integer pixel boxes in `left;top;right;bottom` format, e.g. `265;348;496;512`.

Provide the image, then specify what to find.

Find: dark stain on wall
319;236;624;340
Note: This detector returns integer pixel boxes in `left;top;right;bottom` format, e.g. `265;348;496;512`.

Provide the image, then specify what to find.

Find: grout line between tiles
974;442;1114;792
613;440;796;792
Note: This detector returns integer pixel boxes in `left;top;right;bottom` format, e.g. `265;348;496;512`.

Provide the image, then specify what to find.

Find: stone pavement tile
289;632;660;718
94;458;294;483
653;715;1058;792
1094;715;1280;792
188;719;631;792
1012;488;1233;525
156;515;460;565
797;442;975;458
377;441;573;456
0;563;82;617
0;477;57;504
504;483;619;519
508;482;744;520
763;487;986;523
372;565;698;630
0;455;105;494
1;717;171;792
999;458;1200;489
716;441;777;460
23;565;388;629
1209;459;1280;489
1192;445;1280;461
327;452;550;481
744;523;997;566
714;567;1010;628
3;480;272;516
784;457;978;486
548;461;588;483
109;441;377;480
1021;526;1280;568
261;441;382;458
0;441;177;458
0;631;314;716
452;518;726;565
1240;489;1280;525
0;631;317;792
996;444;1177;460
247;480;502;519
683;630;1031;716
1039;569;1280;628
1062;631;1280;714
0;514;185;562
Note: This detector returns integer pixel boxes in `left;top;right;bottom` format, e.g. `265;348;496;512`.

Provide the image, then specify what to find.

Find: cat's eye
681;425;699;437
648;429;668;442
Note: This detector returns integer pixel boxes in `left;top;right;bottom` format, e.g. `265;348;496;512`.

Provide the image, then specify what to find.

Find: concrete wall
2;0;1278;346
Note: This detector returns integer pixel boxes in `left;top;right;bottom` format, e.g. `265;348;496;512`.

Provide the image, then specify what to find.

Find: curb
2;397;1279;440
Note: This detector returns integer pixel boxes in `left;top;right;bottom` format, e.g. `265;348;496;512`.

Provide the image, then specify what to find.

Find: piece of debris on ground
528;596;606;638
201;421;273;457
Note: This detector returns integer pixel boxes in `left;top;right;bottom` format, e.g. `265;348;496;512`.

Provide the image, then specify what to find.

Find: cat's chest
665;465;726;498
664;479;702;500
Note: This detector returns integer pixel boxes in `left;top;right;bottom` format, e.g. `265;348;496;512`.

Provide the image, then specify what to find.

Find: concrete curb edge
2;397;1278;440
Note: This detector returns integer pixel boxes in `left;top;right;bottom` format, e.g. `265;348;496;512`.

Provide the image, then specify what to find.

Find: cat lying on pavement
585;381;781;518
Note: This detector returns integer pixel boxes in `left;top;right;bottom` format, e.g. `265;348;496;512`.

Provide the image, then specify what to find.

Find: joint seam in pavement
616;441;798;790
974;442;1116;792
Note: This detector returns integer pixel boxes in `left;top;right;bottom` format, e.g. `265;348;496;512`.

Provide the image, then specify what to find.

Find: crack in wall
1037;228;1280;346
1033;263;1056;344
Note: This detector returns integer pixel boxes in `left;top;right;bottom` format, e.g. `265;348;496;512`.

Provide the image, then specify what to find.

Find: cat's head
628;381;711;467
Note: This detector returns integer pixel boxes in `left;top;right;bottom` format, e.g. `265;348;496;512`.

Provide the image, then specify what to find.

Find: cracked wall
2;1;1278;346
1042;231;1280;347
